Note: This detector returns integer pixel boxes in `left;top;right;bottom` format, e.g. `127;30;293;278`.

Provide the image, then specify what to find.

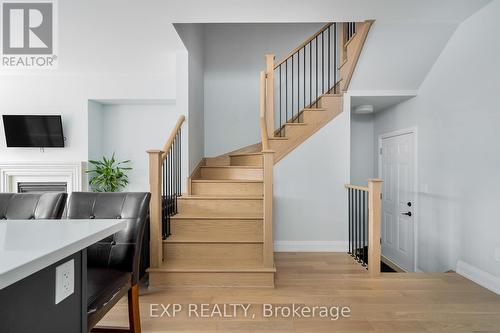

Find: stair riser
170;219;263;242
282;125;310;139
200;167;263;180
191;182;263;196
268;139;290;152
178;198;263;215
317;95;342;110
230;155;263;167
164;243;263;261
205;156;230;167
301;110;330;124
149;271;274;287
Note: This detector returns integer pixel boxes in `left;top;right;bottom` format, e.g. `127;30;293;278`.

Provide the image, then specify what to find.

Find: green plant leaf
86;154;132;192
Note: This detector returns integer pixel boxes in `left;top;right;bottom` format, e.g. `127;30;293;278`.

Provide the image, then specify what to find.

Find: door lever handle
402;212;412;217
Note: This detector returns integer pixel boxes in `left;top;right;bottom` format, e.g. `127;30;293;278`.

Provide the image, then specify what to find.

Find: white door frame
378;127;419;272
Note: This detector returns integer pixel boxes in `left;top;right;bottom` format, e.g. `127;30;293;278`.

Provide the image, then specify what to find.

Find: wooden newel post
147;150;163;269
262;150;275;268
265;54;275;138
368;179;383;277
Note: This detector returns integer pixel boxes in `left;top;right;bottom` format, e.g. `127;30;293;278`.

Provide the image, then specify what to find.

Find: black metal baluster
292;54;294;123
179;128;182;200
334;23;337;92
328;25;331;92
297;49;300;122
162;161;165;238
315;36;318;106
354;189;357;260
279;65;282;134
309;42;312;107
303;47;305;111
348;189;352;255
358;189;362;263
350;188;353;257
362;191;366;267
321;30;324;95
173;135;177;215
285;59;288;126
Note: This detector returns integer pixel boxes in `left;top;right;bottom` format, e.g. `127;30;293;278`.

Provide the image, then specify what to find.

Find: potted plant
86;153;132;192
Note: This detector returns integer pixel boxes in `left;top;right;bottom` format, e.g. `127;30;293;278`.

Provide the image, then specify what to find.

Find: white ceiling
166;0;492;23
351;94;416;113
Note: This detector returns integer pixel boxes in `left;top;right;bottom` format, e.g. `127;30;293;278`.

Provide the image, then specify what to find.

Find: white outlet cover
55;259;75;304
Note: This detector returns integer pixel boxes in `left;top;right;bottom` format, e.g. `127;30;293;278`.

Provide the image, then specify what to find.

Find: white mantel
0;162;87;193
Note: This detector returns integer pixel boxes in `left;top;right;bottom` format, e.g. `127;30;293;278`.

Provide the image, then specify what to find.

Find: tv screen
3;115;65;148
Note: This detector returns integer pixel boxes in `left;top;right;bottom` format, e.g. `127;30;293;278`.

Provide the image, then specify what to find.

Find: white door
379;131;416;271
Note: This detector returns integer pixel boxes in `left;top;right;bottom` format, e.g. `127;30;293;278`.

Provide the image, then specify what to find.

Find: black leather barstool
66;192;150;333
0;193;67;220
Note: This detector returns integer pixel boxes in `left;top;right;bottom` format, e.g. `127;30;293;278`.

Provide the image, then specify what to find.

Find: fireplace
17;182;68;193
0;162;85;193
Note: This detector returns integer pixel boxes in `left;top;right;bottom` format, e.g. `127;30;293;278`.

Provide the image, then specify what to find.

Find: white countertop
0;219;127;290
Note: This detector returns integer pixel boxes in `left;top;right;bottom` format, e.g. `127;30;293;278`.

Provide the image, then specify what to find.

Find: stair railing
270;23;339;137
147;115;185;269
345;179;382;277
262;21;373;139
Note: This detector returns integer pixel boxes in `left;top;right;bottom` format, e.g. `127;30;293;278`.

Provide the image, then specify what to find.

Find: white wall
372;0;500;279
0;0;183;164
274;102;350;251
203;23;323;157
174;24;206;173
349;21;459;91
350;113;374;186
87;101;104;161
88;102;185;192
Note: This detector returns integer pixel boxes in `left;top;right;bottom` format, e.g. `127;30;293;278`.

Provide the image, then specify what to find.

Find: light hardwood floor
99;253;500;332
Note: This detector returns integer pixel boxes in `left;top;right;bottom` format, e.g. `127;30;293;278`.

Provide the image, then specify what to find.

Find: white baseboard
456;260;500;295
274;241;348;252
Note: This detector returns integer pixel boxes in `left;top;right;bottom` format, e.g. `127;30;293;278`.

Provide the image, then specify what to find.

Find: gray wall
372;0;500;276
203;23;324;157
350;113;375;186
175;24;206;173
88;102;184;192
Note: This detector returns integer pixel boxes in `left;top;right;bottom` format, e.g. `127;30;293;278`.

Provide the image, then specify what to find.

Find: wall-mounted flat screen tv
2;115;65;148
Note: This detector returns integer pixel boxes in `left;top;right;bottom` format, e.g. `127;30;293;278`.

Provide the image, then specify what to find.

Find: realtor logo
1;0;57;69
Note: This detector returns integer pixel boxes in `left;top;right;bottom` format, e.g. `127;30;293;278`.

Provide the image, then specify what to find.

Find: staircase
147;21;373;287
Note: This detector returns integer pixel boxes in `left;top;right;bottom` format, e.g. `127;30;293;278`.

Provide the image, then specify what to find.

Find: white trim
0;162;86;193
456;260;500;295
378;127;419;272
274;241;348;252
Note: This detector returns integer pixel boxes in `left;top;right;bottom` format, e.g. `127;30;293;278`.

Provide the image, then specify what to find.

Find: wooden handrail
274;23;333;69
161;115;186;160
345;179;382;277
148;115;186;269
259;71;269;150
345;184;369;192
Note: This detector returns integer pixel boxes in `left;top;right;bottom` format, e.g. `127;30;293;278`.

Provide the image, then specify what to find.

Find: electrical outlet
495;248;500;263
55;259;74;304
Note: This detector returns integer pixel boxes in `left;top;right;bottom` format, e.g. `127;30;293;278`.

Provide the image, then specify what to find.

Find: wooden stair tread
229;152;262;157
303;108;326;111
150;260;276;273
173;213;263;220
164;237;263;244
284;122;307;126
200;165;262;169
191;179;263;183
179;195;263;200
